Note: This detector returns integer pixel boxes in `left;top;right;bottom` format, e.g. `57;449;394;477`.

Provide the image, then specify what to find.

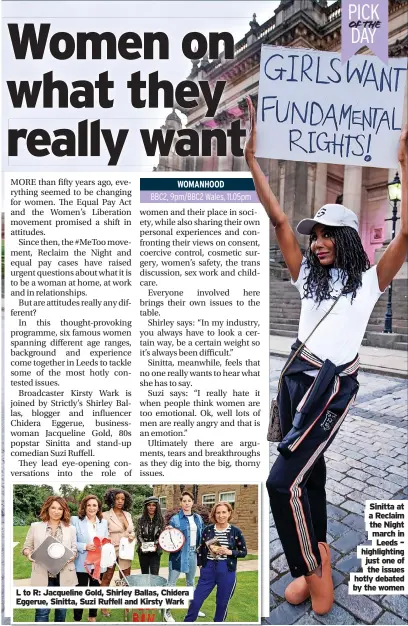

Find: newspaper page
2;1;408;625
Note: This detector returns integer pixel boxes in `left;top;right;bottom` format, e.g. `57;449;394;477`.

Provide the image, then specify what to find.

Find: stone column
239;123;247;171
217;125;230;171
343;165;363;223
307;163;317;216
268;159;280;201
314;162;328;212
282;160;308;227
278;161;286;208
292;161;309;251
226;134;234;171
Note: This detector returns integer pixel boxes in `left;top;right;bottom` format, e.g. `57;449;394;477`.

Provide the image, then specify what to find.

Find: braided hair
303;226;370;304
140;500;164;527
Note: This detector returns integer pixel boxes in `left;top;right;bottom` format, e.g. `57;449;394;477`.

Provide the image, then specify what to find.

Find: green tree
80;485;152;518
13;485;55;523
60;485;82;506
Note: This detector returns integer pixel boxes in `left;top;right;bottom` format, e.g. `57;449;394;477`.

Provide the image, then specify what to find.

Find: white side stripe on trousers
221;577;237;622
289;392;357;572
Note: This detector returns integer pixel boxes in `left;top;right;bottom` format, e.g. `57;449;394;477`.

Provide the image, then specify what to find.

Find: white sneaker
198;611;206;618
163;610;175;623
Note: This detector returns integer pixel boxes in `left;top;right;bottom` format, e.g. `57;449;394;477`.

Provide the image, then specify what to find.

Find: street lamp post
383;172;401;334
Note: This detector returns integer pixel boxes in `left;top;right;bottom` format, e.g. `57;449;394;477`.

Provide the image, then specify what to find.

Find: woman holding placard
22;496;77;623
245;96;407;615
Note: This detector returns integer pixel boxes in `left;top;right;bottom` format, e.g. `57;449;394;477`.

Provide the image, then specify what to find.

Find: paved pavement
270;335;408;379
265;356;408;626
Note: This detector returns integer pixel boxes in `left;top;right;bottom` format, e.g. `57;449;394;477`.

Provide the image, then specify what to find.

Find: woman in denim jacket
184;502;247;622
163;491;204;623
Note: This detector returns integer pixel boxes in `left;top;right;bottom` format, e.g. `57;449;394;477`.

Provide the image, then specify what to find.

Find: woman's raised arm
376;127;408;292
245;97;303;281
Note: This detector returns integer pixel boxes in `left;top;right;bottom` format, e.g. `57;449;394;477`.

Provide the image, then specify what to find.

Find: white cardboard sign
256;46;407;168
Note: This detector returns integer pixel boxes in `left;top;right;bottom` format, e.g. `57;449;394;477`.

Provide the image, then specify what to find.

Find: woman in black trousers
246;97;407;616
135;496;165;575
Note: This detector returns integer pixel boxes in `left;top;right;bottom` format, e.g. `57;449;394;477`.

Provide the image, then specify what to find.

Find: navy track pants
184;560;236;622
267;368;358;577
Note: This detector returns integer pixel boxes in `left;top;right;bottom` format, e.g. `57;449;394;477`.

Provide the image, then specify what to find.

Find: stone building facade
156;0;408;269
153;484;258;550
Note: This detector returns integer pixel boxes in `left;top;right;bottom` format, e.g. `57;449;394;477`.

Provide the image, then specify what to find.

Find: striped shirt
207;525;230;560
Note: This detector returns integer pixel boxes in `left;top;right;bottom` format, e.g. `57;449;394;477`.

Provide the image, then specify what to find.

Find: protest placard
256;46;407;168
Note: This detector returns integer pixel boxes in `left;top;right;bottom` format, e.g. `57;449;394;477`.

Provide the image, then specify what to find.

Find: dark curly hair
104;489;132;512
303;226;370;304
78;494;103;521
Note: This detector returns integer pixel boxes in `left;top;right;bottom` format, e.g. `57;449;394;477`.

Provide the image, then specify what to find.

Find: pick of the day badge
341;0;388;64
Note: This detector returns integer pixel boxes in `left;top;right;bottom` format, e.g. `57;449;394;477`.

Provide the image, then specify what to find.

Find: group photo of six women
22;489;248;623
